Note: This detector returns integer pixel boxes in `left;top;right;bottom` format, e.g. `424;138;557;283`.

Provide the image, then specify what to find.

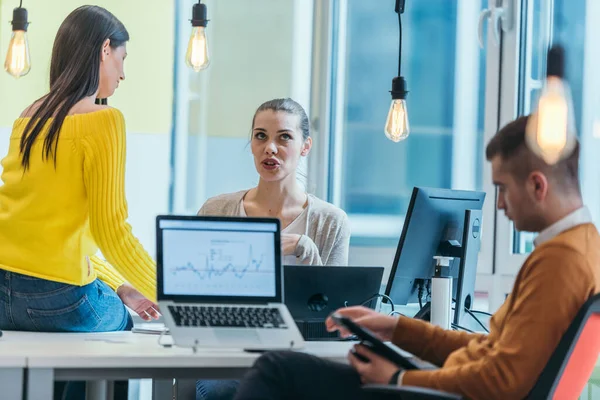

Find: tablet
330;313;419;370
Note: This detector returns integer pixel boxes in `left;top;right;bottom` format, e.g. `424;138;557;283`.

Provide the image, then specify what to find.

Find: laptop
284;265;384;341
156;215;305;350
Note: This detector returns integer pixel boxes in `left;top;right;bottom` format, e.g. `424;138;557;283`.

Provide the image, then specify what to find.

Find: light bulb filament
186;27;210;71
385;99;410;142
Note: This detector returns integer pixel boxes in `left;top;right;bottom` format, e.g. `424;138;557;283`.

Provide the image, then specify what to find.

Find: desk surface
0;331;356;369
0;355;26;368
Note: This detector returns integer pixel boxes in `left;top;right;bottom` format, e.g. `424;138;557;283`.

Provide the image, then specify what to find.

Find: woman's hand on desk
325;306;398;341
281;233;302;256
117;284;161;321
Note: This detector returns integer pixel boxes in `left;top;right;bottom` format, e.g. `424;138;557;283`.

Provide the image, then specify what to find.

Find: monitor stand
412;209;482;326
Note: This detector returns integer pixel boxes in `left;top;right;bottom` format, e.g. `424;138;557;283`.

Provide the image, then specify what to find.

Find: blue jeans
0;270;132;399
197;380;240;400
0;269;132;332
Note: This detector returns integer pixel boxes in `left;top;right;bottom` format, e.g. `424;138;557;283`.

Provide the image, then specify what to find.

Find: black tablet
330;313;419;370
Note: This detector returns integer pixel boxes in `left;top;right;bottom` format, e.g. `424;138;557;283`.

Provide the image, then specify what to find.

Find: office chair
362;292;600;400
527;292;600;399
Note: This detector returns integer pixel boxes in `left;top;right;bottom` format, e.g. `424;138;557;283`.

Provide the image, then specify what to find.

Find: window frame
309;0;514;303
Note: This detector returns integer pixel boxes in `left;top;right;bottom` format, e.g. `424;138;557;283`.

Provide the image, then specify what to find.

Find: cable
20;0;23;8
397;11;402;76
350;293;395;313
451;323;475;333
394;0;405;77
389;311;406;317
464;308;489;333
417;280;424;309
470;310;493;317
157;329;171;348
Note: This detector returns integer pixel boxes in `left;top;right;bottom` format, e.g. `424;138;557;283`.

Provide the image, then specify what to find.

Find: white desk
0;331;355;400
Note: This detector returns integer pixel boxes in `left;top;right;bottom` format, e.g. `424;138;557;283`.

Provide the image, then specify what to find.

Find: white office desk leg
27;368;53;400
0;368;24;400
86;380;113;400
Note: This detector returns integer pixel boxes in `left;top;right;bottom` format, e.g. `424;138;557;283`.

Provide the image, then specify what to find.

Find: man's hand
348;344;402;385
325;306;398;341
281;233;302;256
117;284;161;321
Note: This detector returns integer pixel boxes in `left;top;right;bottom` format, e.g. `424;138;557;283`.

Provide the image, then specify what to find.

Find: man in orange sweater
232;115;600;400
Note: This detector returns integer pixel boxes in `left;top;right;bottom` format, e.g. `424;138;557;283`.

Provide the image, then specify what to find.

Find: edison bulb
525;76;576;165
186;26;209;71
4;30;31;78
385;99;410;142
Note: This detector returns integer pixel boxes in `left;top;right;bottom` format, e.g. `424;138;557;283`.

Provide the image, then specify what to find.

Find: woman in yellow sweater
0;6;158;333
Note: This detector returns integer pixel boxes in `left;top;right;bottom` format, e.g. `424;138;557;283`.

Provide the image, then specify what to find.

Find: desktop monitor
385;187;485;324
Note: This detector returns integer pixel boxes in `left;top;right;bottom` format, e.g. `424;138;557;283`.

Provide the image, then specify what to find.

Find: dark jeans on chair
233;351;370;400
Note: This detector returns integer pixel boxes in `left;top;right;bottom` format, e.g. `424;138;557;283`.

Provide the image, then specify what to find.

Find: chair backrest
528;293;600;399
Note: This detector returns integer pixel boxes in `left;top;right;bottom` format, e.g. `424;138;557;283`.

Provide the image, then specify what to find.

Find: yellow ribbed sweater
0;107;156;300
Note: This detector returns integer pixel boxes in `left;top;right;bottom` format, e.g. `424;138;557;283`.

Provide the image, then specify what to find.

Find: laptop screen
156;216;282;303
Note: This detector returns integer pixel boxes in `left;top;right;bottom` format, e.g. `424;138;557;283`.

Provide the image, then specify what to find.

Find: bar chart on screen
162;228;277;297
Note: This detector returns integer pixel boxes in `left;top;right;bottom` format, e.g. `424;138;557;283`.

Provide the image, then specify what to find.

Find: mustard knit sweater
0;108;156;300
394;223;600;399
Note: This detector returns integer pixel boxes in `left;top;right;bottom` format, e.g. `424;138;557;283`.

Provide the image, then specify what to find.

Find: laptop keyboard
168;305;288;329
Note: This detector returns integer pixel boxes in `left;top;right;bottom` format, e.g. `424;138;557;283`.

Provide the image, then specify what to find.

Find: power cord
451;323;475;333
417;280;425;309
348;293;395;313
389;311;406;317
450;298;491;333
464;308;489;333
469;309;492;317
157;329;171;348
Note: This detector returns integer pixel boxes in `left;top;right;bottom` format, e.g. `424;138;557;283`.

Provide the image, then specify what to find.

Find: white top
198;190;351;266
534;206;593;247
239;199;308;265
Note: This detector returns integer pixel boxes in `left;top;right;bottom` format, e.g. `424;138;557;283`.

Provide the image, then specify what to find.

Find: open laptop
284;265;384;341
156;215;305;350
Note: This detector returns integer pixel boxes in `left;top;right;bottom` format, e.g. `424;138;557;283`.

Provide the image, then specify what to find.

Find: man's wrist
389;369;402;385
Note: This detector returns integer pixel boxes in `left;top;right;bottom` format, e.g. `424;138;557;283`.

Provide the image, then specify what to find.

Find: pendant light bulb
385;77;410;142
525;45;576;165
385;0;409;142
186;2;210;72
4;7;31;79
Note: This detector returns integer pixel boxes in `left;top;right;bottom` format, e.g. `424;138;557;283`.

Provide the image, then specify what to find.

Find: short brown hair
485;115;580;191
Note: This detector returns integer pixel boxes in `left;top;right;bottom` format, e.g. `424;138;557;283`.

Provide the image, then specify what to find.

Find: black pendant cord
395;0;405;77
397;12;402;76
19;0;23;8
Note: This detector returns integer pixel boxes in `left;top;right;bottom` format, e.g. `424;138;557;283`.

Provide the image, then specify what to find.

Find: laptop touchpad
218;329;260;344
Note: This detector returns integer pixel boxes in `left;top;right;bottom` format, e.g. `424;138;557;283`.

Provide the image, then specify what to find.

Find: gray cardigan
197;190;351;266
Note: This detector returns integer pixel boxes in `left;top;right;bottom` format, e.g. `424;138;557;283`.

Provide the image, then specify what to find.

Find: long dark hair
20;6;129;170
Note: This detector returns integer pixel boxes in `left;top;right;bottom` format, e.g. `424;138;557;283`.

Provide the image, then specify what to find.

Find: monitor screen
158;219;278;298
